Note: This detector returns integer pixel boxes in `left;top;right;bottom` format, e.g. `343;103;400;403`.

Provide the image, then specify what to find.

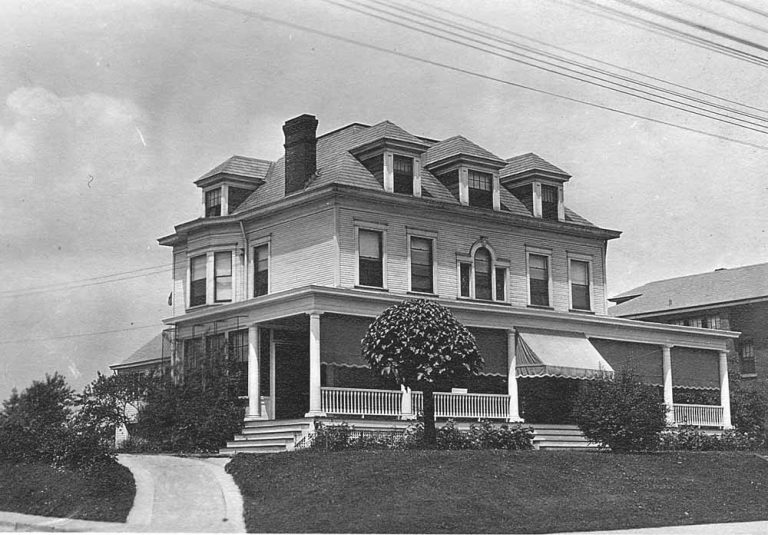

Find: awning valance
517;330;614;380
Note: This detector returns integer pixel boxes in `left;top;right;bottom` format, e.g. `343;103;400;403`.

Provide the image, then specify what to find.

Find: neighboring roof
609;262;768;317
196;155;272;183
501;152;570;178
423;135;506;167
111;332;172;370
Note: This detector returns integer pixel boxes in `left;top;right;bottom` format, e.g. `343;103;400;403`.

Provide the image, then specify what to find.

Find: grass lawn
0;461;135;523
228;449;768;533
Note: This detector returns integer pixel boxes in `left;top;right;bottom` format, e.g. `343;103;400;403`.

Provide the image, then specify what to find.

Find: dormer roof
501;152;571;183
349;120;430;155
194;155;272;188
424;135;507;171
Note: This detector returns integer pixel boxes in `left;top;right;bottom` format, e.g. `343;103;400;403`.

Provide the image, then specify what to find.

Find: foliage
660;427;763;451
308;420;533;451
0;373;116;471
361;299;483;444
131;359;245;453
572;370;668;452
730;380;768;440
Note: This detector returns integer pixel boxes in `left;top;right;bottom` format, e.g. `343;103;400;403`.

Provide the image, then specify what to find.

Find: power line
719;0;768;20
565;0;768;68
616;0;768;54
672;0;768;36
0;265;172;299
191;0;768;151
350;0;768;132
0;323;161;345
416;0;768;115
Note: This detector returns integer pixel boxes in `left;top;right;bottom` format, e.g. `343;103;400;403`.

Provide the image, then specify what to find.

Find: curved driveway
118;454;245;532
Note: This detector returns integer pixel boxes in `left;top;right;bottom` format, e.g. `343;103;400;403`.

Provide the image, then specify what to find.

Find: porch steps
220;418;313;455
531;424;599;451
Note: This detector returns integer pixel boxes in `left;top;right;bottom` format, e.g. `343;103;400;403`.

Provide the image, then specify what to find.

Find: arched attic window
458;240;508;302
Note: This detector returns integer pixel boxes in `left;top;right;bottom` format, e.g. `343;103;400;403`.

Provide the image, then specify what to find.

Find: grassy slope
228;450;768;533
0;461;135;523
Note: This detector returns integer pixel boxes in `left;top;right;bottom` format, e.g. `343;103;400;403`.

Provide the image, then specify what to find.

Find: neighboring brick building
608;263;768;380
117;113;739;451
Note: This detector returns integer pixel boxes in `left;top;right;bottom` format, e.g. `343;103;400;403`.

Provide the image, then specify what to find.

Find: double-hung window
474;247;492;300
458;243;507;302
410;236;434;294
214;252;232;302
393;155;414;195
528;253;550;307
468;170;493;209
253;244;269;297
495;267;507;301
190;255;207;307
740;340;756;376
569;259;591;311
358;229;384;288
205;188;221;217
541;184;559;220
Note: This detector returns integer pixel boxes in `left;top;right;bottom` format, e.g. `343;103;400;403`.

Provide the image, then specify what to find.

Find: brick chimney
283;114;318;195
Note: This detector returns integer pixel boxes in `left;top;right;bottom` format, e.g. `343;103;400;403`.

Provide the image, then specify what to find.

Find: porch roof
517;330;614;380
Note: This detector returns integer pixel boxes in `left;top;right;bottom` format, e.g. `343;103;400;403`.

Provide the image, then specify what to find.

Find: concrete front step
220;445;287;454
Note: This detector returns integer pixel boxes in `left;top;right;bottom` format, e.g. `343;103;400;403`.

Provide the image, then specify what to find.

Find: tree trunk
423;386;436;446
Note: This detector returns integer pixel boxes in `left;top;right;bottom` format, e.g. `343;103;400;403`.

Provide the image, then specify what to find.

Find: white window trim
567;254;594;312
407;230;438;295
456;240;508;302
526;247;553;307
213;250;234;303
354;223;388;289
186;246;238;309
249;236;271;298
385;152;421;197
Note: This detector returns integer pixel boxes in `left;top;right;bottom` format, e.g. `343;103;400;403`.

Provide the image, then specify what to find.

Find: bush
731;381;768;441
131;361;245;453
660;427;763;451
573;370;667;452
311;421;353;451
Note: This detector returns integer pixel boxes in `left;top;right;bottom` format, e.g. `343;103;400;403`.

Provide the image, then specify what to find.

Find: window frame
467;169;493;209
205;187;222;218
213;251;233;303
393;154;415;195
456;241;508;303
568;255;593;312
189;254;208;308
354;223;388;289
740;339;756;377
251;238;271;298
407;230;438;295
526;248;553;308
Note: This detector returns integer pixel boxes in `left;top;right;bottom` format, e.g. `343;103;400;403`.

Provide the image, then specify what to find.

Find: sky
1;0;767;400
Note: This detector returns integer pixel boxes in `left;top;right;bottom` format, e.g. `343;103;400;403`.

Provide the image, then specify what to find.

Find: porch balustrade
673;403;724;428
321;387;402;417
412;391;510;420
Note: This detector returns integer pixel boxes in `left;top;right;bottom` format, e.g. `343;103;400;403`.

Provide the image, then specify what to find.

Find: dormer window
205;188;221;217
393;156;414;195
468;170;493;209
541;184;558;220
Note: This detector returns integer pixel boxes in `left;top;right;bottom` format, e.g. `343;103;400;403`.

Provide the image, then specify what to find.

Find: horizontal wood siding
337;203;607;314
173;249;186;315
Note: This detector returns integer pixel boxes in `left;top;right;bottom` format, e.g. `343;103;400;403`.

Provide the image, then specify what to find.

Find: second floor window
570;259;591;311
474;247;492;300
529;254;550;307
190;255;207;307
393;155;414;195
410;237;434;293
495;267;507;301
206;332;227;360
214;252;232;302
468;170;493;209
253;244;269;297
359;229;383;287
205;188;221;217
740;340;756;375
459;262;471;297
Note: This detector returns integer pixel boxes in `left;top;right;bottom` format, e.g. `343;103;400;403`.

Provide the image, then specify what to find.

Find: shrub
573;370;667;452
468;420;534;450
77;372;152;444
660;427;763;451
730;381;768;441
311;421;353;451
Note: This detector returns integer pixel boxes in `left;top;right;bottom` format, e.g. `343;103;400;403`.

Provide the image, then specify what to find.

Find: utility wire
355;0;768;130
566;0;768;67
0;323;161;345
719;0;768;20
0;266;171;299
616;0;768;54
415;0;768;115
672;0;768;36
191;0;768;151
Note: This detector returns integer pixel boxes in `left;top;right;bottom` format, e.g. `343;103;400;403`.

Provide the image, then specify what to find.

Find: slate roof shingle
423;135;506;167
608;262;768;317
112;332;173;369
501;152;570;178
197;155;272;183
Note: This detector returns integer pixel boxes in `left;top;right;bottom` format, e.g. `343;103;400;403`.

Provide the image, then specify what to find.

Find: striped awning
517;330;614;380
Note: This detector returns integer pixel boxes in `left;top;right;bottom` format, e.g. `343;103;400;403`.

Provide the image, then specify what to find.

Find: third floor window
205;188;221;217
468;170;493;209
393;155;414;195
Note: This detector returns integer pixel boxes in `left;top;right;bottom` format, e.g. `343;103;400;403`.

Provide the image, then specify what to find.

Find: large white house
120;114;738;452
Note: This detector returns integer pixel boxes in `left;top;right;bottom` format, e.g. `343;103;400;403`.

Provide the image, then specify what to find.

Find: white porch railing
321;387;402;417
413;391;510;420
673;403;724;427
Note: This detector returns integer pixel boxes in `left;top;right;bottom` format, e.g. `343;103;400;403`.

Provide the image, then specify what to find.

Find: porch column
306;312;326;417
507;329;523;422
247;325;261;417
662;345;674;426
720;351;733;429
401;385;415;420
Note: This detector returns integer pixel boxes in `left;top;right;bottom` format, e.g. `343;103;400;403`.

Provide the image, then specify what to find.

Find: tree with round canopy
361;299;484;445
